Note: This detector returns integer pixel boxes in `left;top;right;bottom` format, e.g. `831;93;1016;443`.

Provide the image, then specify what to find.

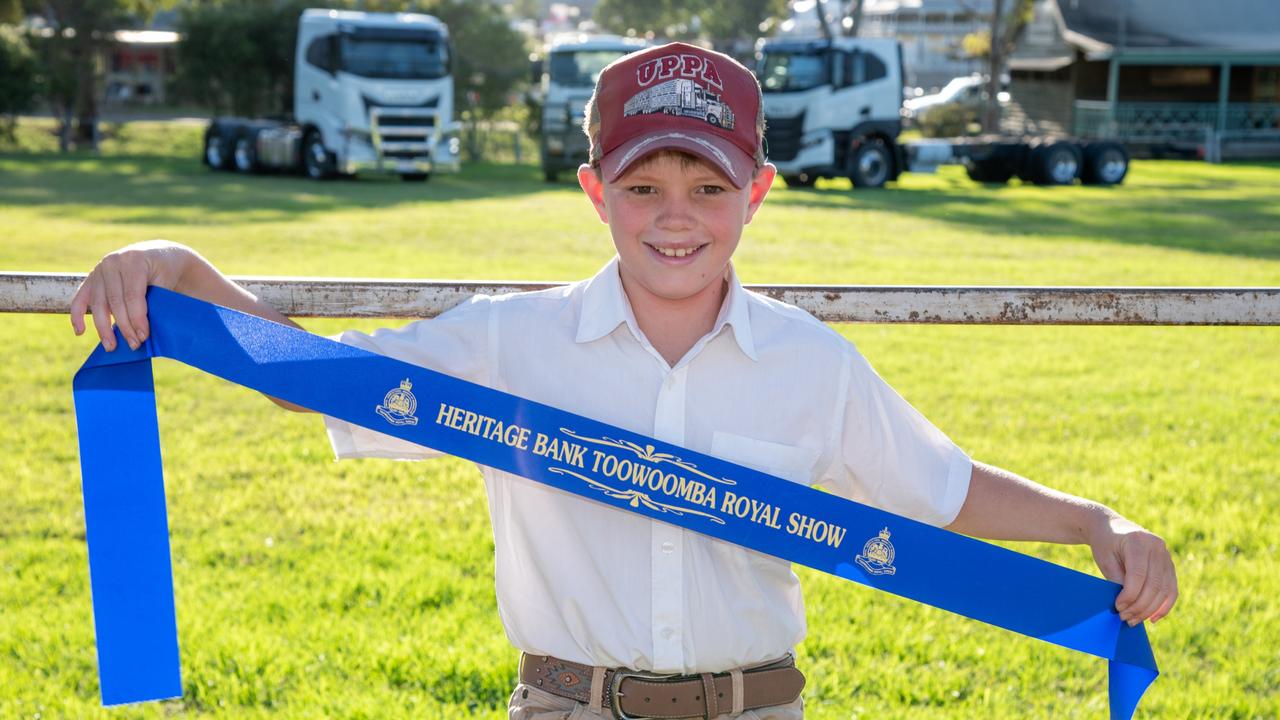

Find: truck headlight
546;136;565;153
447;137;460;156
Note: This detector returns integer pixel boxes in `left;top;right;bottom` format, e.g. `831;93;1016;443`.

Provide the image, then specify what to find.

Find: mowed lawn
1;122;1277;719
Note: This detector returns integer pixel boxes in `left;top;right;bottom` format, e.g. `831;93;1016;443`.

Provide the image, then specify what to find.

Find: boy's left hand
1088;516;1178;626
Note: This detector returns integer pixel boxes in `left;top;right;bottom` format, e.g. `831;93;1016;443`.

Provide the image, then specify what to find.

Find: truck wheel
543;168;558;182
303;131;336;180
781;173;816;188
1032;142;1082;185
1081;142;1129;185
203;129;233;171
233;132;259;173
400;173;430;182
706;114;720;127
850;140;892;188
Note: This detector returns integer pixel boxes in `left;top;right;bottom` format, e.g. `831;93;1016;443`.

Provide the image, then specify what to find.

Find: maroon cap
593;42;761;188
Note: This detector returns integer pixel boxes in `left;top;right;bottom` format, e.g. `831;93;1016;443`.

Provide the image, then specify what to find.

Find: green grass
1;121;1278;719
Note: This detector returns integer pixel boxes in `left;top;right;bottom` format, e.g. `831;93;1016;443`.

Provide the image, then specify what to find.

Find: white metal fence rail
3;272;1278;325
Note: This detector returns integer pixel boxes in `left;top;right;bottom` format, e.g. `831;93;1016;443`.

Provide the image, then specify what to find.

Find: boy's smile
579;153;775;315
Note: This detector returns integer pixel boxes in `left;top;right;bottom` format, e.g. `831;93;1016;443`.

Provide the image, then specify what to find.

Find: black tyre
1032;141;1082;185
233;132;259;173
706;114;720;127
203;128;234;171
1081;142;1129;185
543;168;559;182
400;172;430;182
303;131;337;180
849;139;892;188
781;173;816;188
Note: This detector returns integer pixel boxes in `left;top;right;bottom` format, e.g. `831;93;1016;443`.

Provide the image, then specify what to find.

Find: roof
1055;0;1280;54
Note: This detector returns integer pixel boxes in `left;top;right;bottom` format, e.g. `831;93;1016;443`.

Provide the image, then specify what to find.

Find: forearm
945;460;1117;545
171;246;302;332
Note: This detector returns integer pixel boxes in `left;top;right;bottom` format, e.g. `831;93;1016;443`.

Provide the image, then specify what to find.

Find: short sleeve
815;347;972;527
321;295;493;461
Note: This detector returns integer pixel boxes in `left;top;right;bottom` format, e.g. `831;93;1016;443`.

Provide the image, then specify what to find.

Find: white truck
756;37;1129;188
623;78;736;129
531;34;646;182
202;9;461;182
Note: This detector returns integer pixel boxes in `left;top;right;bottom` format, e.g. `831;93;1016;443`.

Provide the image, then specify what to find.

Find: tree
958;0;1033;132
0;0;22;23
0;23;40;143
23;0;169;150
174;0;310;117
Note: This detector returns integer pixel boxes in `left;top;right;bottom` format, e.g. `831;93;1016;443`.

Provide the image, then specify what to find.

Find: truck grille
371;107;438;159
764;112;805;162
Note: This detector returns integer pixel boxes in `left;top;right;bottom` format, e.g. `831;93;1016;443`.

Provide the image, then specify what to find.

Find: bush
0;24;40;143
916;103;979;139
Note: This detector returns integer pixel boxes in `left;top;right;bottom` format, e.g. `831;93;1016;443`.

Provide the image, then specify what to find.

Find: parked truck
203;9;460;182
756;37;1129;188
531;34;646;181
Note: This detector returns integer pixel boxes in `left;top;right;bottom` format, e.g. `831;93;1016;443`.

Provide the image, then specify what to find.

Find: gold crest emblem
376;378;419;426
855;527;897;576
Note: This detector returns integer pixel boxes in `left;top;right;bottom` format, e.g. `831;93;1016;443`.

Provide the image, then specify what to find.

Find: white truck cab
205;8;460;181
534;33;647;181
756;37;904;187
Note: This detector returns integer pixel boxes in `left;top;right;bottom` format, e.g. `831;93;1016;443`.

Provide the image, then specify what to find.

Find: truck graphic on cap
623;78;735;130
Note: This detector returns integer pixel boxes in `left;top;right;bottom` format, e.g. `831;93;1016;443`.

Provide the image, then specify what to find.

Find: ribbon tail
73;333;182;706
1108;622;1159;720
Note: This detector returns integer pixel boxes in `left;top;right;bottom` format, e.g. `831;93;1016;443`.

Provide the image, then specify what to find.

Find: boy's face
578;154;776;307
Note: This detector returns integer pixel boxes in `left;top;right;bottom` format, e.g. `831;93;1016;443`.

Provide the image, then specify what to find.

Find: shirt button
661;627;675;639
661;541;675;554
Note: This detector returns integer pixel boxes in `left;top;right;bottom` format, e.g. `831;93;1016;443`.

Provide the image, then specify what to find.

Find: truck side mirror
529;57;543;85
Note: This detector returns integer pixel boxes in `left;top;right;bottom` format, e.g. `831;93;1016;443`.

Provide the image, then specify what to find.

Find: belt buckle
609;668;682;720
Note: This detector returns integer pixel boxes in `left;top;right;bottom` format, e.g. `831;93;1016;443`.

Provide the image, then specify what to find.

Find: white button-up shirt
323;258;972;674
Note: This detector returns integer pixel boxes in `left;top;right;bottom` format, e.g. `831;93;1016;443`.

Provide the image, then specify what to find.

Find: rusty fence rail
3;272;1279;325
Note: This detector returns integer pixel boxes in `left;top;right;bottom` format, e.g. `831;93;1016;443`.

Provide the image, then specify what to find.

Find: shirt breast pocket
710;431;821;486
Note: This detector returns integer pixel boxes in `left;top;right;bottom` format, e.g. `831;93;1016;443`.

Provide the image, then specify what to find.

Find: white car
903;74;1007;122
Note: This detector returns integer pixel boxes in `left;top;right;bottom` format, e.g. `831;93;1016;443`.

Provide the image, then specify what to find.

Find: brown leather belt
519;652;805;719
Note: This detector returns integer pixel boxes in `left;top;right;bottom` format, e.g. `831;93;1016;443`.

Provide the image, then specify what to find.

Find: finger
102;267;138;349
1113;558;1146;614
89;277;116;351
69;276;92;335
1149;560;1179;623
122;273;150;343
1149;592;1177;624
1122;549;1167;624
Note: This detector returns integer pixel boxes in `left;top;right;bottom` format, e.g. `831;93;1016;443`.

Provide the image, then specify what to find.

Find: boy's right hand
70;240;194;352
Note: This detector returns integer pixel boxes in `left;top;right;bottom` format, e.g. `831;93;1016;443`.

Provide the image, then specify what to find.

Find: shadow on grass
769;162;1280;261
3;151;1278;261
0;153;575;225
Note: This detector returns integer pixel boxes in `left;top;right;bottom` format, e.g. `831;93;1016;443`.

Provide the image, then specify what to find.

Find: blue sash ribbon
73;288;1158;716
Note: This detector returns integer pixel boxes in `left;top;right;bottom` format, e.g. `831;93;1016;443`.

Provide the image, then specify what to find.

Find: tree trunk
846;0;865;37
73;35;99;150
984;0;1005;134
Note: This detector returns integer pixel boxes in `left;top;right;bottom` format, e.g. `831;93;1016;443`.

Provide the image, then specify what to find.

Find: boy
70;43;1176;719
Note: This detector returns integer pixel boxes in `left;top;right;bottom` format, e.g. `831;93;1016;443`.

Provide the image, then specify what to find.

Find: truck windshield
549;50;627;87
340;36;448;80
759;51;829;92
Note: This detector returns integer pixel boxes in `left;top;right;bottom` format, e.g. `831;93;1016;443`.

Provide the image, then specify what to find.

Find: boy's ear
577;164;610;224
744;162;777;225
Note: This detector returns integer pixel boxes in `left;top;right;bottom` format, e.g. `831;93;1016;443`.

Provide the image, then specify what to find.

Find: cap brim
600;131;755;189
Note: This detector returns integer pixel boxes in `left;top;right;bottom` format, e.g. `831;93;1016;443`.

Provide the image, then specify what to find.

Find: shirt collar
574;257;758;362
